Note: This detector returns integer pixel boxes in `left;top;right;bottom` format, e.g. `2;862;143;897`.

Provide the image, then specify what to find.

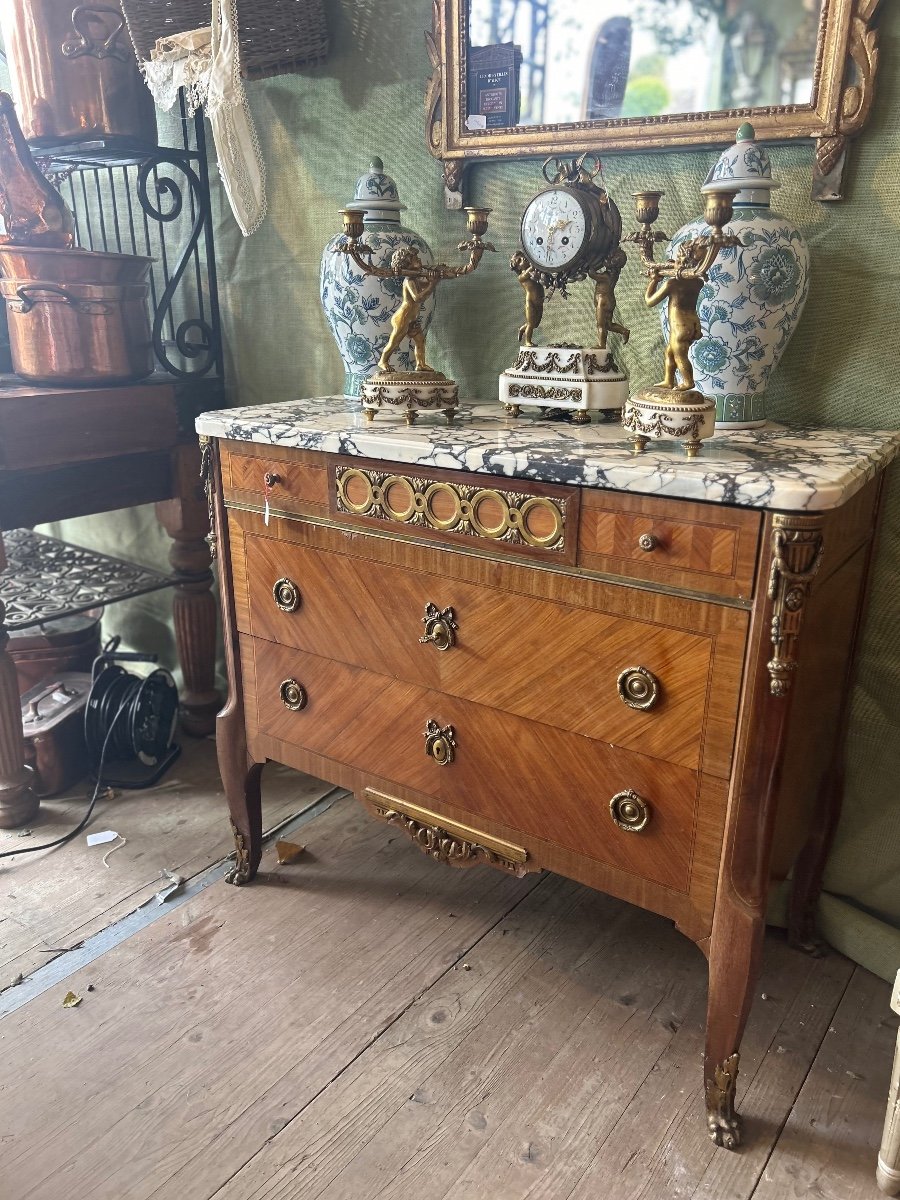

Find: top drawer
331;458;581;566
222;443;329;517
221;444;761;598
579;490;761;599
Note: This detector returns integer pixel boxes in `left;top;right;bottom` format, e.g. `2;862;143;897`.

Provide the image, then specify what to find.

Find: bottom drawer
244;636;699;893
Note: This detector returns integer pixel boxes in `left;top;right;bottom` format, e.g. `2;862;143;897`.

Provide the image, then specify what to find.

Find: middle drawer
245;636;698;894
240;532;715;772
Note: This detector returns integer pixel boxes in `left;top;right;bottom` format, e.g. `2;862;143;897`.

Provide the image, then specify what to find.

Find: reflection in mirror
467;0;822;129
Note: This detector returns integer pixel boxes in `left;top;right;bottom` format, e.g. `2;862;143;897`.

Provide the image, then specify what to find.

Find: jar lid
700;122;780;203
343;157;407;215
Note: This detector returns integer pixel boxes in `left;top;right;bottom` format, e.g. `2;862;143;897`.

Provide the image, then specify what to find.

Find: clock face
521;188;588;272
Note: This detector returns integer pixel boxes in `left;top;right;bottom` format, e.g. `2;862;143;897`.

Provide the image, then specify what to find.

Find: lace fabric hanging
142;0;267;237
143;28;213;116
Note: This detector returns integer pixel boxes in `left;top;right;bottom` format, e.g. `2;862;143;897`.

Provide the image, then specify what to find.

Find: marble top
196;397;900;512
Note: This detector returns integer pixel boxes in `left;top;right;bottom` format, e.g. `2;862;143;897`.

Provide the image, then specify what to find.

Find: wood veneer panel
221;442;329;517
579;489;761;599
227;509;749;780
243;635;699;894
241;531;714;771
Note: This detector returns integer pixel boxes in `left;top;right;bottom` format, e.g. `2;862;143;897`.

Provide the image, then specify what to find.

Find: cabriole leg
704;897;766;1148
218;706;263;885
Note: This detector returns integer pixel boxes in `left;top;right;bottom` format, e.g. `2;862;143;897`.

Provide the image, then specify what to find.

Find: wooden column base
0;778;39;830
0;600;37;829
157;443;221;739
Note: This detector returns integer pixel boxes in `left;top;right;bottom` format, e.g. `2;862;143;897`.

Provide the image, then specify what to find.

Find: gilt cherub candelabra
622;189;741;456
334;206;494;423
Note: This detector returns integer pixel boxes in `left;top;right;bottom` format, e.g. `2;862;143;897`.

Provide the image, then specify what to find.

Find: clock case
501;155;628;425
518;156;623;292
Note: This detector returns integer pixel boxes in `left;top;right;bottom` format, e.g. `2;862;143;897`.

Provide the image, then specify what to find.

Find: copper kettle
0;0;157;149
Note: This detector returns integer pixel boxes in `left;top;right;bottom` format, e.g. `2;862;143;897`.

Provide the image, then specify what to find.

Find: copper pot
0;244;152;285
0;0;157;148
0;275;153;385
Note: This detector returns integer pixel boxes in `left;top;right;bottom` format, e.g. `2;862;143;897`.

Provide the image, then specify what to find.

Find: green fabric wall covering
49;0;900;980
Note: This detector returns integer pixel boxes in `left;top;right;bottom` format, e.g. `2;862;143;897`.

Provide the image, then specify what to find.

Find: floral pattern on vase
320;159;434;399
662;125;810;428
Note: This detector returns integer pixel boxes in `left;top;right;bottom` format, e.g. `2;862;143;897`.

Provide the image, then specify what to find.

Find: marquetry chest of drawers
197;398;899;1149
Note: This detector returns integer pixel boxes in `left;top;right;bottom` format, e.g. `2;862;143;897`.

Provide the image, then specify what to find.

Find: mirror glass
466;0;822;129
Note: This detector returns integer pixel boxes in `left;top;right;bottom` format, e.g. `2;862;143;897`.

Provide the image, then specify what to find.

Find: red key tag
263;471;279;526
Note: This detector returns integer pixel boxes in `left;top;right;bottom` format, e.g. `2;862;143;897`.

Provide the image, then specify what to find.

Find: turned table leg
877;970;900;1194
156;443;221;737
0;595;37;829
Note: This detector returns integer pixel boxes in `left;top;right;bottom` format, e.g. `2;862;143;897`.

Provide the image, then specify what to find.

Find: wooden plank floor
0;738;333;987
0;790;894;1200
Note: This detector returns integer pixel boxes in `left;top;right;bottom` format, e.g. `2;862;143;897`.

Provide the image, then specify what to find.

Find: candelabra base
360;370;459;424
499;346;627;424
623;386;716;457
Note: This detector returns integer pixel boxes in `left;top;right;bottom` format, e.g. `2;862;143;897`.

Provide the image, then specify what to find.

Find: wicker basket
122;0;329;80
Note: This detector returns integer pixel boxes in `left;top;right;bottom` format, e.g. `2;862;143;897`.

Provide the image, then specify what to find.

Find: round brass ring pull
609;789;651;832
279;678;308;711
637;532;659;552
617;666;661;711
273;577;301;613
419;602;458;651
424;718;456;765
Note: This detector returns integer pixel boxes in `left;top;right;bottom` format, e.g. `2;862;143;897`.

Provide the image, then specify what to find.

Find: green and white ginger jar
320;157;435;399
665;124;810;428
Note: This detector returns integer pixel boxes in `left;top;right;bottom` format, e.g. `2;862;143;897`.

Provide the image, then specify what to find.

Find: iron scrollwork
137;152;220;379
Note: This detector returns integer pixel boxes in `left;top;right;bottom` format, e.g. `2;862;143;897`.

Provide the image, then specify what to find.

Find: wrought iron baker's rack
39;91;224;384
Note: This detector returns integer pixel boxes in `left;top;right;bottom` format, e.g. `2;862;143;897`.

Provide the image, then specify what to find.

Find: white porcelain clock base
623;387;717;457
499;345;627;424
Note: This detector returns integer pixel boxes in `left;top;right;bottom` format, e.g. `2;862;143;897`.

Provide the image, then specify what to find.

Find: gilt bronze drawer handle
609;789;651;833
616;666;661;711
419;603;458;651
263;471;282;488
273;577;302;613
637;532;659;552
279;678;308;711
424;718;456;765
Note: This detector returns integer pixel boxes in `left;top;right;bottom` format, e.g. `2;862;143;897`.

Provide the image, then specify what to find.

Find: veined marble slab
196;396;900;512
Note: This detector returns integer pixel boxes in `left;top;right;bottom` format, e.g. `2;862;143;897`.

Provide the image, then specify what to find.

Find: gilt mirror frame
425;0;883;206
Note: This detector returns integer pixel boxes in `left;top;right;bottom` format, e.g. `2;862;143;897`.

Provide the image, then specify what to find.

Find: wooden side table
0;374;221;828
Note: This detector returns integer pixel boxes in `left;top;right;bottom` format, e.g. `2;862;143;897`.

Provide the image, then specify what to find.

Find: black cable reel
85;638;181;788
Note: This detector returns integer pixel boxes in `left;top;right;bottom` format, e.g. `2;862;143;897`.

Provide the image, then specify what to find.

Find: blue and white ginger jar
320;158;435;399
665;123;810;428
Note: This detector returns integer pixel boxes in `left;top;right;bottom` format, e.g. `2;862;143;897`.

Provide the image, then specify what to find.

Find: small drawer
243;636;699;893
222;445;329;514
579;491;761;599
239;533;724;773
